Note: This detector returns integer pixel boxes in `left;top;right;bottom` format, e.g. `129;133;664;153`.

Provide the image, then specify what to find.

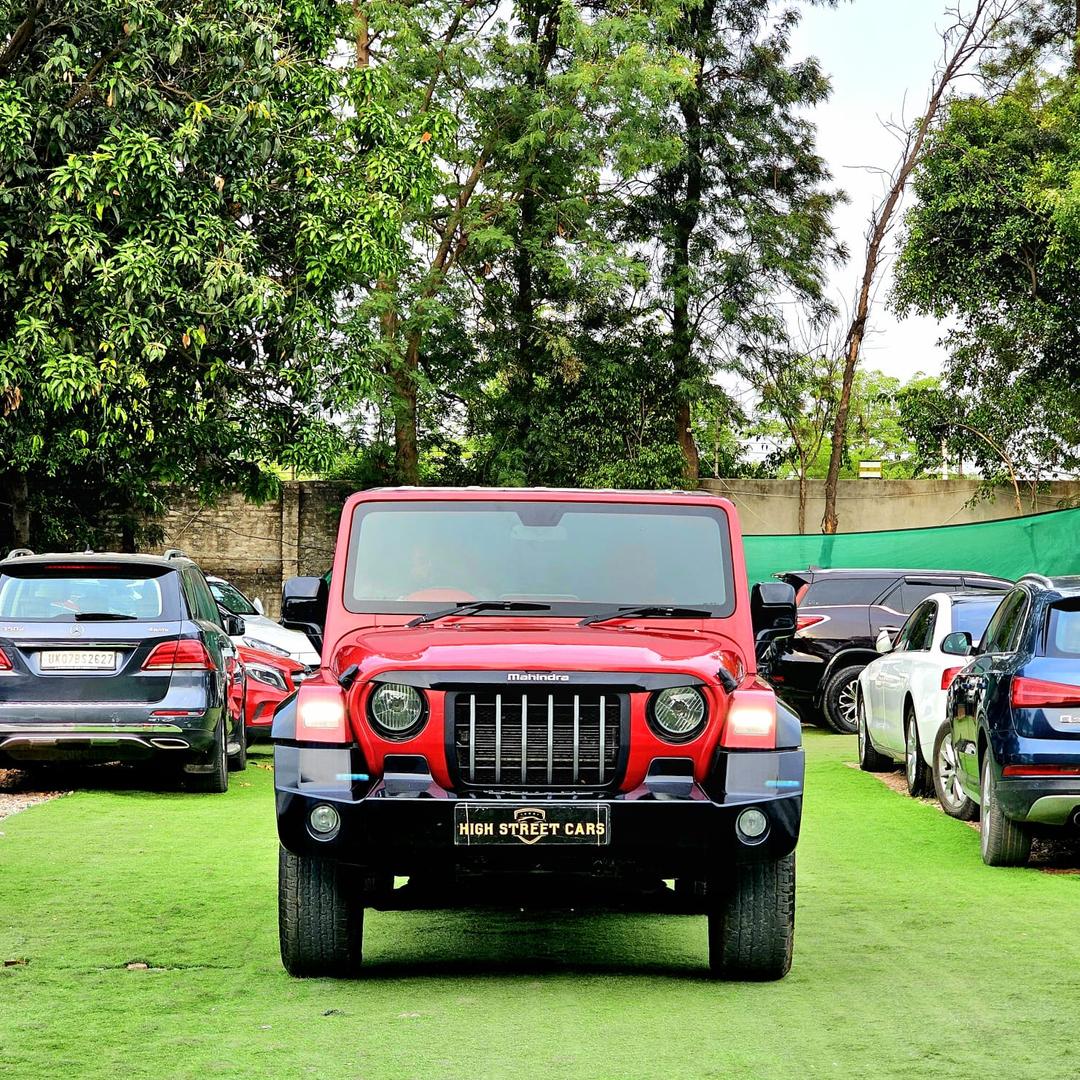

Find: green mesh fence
742;506;1080;587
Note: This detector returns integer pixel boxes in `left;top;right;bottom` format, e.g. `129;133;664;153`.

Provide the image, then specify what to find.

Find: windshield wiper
73;612;138;621
406;600;552;628
579;605;714;627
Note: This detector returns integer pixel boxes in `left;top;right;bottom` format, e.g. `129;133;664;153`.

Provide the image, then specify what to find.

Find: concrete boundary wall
149;479;1080;618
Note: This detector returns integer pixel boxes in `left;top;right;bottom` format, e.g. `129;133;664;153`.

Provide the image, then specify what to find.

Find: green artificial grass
2;731;1078;1080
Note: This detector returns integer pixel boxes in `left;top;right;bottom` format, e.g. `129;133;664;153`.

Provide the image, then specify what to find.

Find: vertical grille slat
454;687;621;787
468;694;476;782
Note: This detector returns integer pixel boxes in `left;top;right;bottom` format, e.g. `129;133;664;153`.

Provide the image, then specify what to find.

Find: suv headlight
368;682;426;737
650;686;707;741
246;663;288;692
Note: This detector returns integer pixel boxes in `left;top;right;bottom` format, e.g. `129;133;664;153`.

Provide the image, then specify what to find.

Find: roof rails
5;548;34;559
1019;573;1053;588
162;548;189;561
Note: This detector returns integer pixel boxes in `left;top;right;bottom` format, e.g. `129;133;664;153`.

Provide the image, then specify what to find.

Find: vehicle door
878;602;936;755
954;588;1028;791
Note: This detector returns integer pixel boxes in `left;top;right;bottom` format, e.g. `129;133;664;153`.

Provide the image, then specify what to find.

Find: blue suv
945;574;1080;865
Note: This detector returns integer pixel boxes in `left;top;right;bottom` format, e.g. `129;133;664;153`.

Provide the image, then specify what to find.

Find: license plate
454;803;610;847
39;650;118;671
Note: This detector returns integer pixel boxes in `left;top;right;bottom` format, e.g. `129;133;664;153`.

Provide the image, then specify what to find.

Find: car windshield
209;580;258;616
0;568;168;621
950;599;1003;645
343;499;735;616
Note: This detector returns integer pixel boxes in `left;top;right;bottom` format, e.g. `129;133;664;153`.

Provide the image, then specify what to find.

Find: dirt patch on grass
847;760;1080;873
0;769;67;821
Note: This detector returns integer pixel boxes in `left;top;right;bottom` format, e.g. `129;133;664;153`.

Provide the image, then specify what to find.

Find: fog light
737;807;768;842
309;804;340;837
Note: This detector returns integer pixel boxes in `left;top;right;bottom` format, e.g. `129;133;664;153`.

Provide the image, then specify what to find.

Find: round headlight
368;682;425;737
650;686;707;740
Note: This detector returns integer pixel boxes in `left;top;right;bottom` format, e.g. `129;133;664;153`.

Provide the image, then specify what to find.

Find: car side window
194;572;223;626
894;581;959;613
896;601;935;652
981;589;1026;654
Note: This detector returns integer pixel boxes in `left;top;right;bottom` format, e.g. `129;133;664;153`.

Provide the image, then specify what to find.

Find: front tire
822;666;863;734
904;710;931;797
980;756;1031;867
858;695;892;772
933;724;977;820
279;847;364;977
708;854;795;980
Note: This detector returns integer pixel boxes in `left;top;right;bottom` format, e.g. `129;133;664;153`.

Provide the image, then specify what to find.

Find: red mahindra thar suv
272;488;803;978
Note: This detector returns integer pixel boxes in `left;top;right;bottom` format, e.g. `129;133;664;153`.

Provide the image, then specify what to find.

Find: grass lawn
2;730;1078;1080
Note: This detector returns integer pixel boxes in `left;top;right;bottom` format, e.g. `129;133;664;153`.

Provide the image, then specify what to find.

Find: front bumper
274;744;804;876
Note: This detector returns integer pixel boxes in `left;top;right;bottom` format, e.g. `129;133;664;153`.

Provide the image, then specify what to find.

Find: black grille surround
448;687;628;789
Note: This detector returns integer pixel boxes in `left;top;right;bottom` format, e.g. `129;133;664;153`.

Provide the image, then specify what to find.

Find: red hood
330;617;749;684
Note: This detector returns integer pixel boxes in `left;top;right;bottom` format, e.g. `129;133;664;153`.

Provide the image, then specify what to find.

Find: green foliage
0;0;432;546
893;78;1080;500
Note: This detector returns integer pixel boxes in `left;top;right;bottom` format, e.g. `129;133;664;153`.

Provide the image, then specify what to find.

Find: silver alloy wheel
837;680;858;731
937;731;965;810
905;722;918;786
980;758;991;859
857;701;866;760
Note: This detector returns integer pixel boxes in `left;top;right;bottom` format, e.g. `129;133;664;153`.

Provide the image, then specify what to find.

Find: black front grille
452;688;622;787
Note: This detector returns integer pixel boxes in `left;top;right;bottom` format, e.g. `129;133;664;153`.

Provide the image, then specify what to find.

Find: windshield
209;580;258;616
343;500;735;616
0;568;171;621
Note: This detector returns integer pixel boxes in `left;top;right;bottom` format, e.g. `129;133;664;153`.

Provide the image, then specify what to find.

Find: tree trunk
10;472;29;548
797;470;808;535
821;0;1004;533
393;333;421;485
670;50;708;485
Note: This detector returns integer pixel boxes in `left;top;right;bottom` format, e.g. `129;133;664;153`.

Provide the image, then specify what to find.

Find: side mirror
282;575;328;651
751;581;797;644
220;610;245;638
253;597;265;616
875;627;899;654
941;630;973;656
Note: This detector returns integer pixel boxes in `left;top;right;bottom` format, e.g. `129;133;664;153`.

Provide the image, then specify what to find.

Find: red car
272;488;802;979
236;645;307;742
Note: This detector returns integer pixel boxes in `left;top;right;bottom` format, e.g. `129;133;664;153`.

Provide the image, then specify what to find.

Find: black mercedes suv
767;567;1012;733
0;549;248;791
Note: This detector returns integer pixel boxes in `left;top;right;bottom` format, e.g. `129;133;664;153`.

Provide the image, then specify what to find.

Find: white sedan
207;575;321;667
856;591;1005;796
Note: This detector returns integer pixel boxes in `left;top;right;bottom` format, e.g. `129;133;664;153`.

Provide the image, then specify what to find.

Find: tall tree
819;0;1023;534
0;0;431;547
616;0;841;485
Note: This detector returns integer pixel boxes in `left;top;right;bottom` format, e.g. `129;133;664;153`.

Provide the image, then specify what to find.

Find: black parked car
767;567;1012;733
941;574;1080;866
0;549;247;791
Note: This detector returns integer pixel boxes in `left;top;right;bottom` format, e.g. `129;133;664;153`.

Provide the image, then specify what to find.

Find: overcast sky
790;0;965;381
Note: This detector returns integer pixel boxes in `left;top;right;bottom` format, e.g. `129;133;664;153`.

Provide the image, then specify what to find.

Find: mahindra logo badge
507;672;570;682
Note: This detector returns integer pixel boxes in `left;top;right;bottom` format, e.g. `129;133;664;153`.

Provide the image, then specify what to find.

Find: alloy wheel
980;759;991;860
837;680;858;731
905;723;918;787
937;732;964;810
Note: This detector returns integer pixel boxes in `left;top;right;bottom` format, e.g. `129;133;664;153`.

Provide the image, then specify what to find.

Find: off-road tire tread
279;847;364;977
708;853;795;980
981;760;1031;867
822;666;863;734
